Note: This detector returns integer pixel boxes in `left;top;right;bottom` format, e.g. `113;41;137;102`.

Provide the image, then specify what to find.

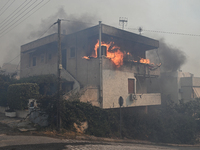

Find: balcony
127;93;161;107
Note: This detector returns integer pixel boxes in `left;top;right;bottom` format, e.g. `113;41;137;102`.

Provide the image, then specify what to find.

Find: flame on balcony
139;58;150;64
93;40;124;67
82;40;153;67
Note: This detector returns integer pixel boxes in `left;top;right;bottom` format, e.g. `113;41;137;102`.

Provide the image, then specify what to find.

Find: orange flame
82;40;152;67
94;40;124;67
82;56;90;59
139;58;150;64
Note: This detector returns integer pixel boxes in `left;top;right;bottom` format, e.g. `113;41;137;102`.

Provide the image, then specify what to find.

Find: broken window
32;57;36;66
128;78;135;94
97;46;107;57
70;47;76;58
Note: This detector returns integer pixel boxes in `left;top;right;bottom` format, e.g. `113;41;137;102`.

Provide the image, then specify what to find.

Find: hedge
7;83;39;110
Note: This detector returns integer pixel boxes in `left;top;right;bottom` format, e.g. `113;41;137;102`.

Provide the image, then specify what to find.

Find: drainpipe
134;78;136;94
99;21;102;107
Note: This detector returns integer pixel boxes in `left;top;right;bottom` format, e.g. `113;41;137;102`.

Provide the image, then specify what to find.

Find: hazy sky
0;0;200;76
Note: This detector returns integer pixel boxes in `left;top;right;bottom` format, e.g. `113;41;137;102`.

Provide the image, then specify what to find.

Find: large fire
93;40;124;67
82;40;152;67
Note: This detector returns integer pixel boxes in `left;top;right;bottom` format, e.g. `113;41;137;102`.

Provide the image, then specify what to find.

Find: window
128;78;135;94
41;55;44;63
97;46;107;57
70;47;75;58
32;57;36;66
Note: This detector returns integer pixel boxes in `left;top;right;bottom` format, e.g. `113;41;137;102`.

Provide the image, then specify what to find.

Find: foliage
38;92;119;137
63;101;119;137
7;83;39;110
16;75;58;96
16;75;72;96
37;92;200;144
0;72;16;106
175;99;200;118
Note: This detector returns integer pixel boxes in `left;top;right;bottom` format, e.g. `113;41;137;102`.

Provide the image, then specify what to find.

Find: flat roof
21;24;159;53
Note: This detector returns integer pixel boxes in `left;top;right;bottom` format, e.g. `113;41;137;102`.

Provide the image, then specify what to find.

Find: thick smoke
147;38;187;72
28;7;100;40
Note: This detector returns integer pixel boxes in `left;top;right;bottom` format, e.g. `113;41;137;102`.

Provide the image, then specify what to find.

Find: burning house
20;23;161;109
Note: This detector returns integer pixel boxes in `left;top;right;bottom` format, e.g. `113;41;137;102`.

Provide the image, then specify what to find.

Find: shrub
0;73;16;106
37;93;199;144
37;94;119;137
16;75;72;96
7;83;39;110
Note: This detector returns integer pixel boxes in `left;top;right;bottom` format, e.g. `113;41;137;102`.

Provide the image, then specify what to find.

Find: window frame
128;78;135;94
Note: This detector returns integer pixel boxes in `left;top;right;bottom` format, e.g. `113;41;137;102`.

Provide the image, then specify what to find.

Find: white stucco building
20;23;161;109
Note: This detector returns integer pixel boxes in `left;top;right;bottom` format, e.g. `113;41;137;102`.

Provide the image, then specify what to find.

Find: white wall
102;69;161;109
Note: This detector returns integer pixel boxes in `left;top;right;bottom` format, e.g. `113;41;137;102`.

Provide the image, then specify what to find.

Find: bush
16;75;72;96
0;73;16;106
38;94;119;137
7;83;39;110
37;93;199;144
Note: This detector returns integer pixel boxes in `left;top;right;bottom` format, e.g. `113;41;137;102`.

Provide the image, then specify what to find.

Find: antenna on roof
119;17;128;30
138;27;143;35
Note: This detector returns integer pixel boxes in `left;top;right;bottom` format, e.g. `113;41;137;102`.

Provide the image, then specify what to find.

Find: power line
0;0;38;32
0;0;11;12
37;21;57;39
0;0;48;37
128;27;200;37
5;54;20;64
0;0;28;27
0;0;15;17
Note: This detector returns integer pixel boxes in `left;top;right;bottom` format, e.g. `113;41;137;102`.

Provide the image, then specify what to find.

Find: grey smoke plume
147;38;187;72
28;7;100;39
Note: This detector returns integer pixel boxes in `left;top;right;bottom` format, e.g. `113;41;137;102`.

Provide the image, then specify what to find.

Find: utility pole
56;19;62;131
118;96;124;139
99;21;102;107
119;17;128;30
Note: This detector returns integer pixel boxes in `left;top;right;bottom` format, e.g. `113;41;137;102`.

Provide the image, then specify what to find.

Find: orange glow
139;58;150;64
82;56;90;59
94;40;124;67
82;40;152;67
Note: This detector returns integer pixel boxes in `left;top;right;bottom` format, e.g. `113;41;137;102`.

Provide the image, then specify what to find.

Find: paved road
0;135;199;150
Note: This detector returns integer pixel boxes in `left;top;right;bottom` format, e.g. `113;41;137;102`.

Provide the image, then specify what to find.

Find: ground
0;113;200;150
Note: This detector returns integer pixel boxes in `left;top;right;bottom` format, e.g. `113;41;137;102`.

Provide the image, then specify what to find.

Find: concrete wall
102;57;161;108
161;74;179;103
102;69;161;109
181;87;193;103
80;86;100;107
63;27;100;87
193;77;200;86
180;77;193;87
20;44;57;78
180;77;200;103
